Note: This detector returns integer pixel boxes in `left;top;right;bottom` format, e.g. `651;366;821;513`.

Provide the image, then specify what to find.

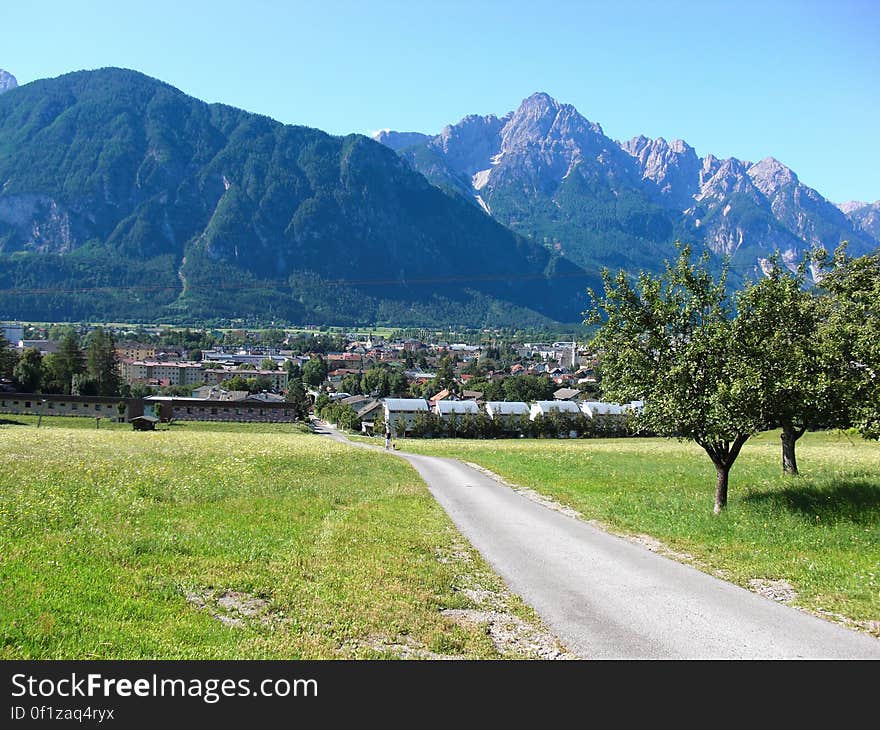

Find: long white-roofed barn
433;400;479;419
529;400;582;420
383;398;430;437
484;401;530;431
581;401;625;417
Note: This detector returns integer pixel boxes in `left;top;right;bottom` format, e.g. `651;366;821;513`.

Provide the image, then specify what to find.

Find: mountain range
375;92;878;284
0;68;876;327
0;69;584;327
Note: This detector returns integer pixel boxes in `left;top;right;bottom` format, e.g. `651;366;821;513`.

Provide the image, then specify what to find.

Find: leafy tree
462;358;485;377
363;366;403;397
466;378;504;401
328;404;359;431
733;258;832;475
55;331;85;394
462;412;483;438
372;408;386;436
411;411;438;438
387;370;409;396
72;374;99;396
260;358;278;371
258;329;287;347
13;347;43;392
159;384;197;397
818;249;880;439
222;375;251;393
283;361;302;380
130;383;155;398
220;374;272;394
0;332;19;381
434;355;456;391
474;411;496;439
314;392;330;414
302;356;328;387
84;328;121;396
587;244;764;513
249;375;273;393
285;379;310;420
502;374;555;402
39;354;66;393
340;373;362;395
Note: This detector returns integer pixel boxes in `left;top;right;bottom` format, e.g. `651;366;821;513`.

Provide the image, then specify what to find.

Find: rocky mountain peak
623;134;701;207
668;138;692;154
696;157;757;201
838;200;880;241
429;113;509;177
498;92;606;166
747;157;798;197
518;91;558;114
838;200;868;215
0;69;18;94
371;130;429;152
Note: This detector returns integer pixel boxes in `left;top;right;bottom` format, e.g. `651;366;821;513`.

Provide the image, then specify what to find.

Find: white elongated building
529;400;582;420
383;398;430;436
484;401;530;428
581;400;644;418
434;400;480;419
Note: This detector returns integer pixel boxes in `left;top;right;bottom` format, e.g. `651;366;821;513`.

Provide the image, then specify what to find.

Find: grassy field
0;417;557;659
382;430;880;633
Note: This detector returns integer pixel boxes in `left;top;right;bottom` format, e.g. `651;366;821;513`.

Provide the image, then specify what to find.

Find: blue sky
4;0;878;202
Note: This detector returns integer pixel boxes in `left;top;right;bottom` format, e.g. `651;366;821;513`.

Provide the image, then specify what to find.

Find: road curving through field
315;422;880;659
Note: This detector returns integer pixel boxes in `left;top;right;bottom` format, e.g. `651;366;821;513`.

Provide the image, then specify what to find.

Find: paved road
317;424;880;659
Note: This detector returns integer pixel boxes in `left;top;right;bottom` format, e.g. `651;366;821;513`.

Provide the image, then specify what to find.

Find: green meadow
388;431;880;633
0;417;547;659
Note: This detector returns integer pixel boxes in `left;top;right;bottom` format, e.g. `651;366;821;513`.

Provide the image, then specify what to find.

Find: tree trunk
714;465;729;514
780;426;803;476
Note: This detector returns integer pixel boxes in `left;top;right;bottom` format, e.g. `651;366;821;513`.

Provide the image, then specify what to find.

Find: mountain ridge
375;93;877;278
0;68;590;326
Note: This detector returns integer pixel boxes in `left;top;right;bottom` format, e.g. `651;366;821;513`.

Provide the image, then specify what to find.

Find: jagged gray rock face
0;69;17;94
430;112;509;178
371;130;429;151
622;135;701;208
839;200;880;241
376;92;878;277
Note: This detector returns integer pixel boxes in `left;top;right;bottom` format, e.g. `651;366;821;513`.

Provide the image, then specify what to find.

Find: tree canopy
818;248;880;439
587;244;764;513
733;257;832;475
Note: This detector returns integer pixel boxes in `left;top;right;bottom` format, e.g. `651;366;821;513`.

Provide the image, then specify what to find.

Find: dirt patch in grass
440;609;575;660
748;578;798;604
447;564;577;660
337;533;576;660
434;542;474;565
338;634;463;660
185;588;279;628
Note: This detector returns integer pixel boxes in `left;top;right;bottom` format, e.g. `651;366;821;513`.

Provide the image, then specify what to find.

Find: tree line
0;328;121;397
317;399;633;440
587;244;880;513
